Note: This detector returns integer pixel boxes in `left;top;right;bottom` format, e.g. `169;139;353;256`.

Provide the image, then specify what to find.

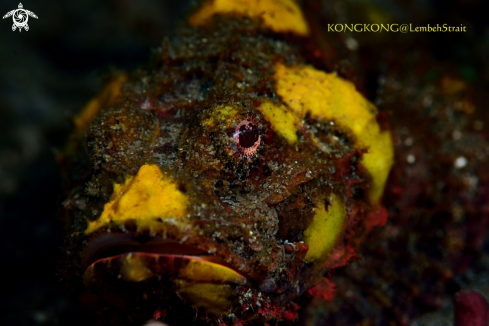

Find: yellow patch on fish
175;258;248;315
179;258;248;285
273;63;394;204
189;0;309;36
259;100;300;145
302;193;346;262
175;281;236;315
120;253;154;282
203;104;240;128
84;164;188;235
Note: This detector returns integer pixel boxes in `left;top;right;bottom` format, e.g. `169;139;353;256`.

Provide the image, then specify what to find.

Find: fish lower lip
84;252;250;284
81;232;250;280
83;252;251;317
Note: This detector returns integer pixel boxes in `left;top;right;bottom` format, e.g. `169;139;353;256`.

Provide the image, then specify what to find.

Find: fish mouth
81;231;251;282
81;231;252;316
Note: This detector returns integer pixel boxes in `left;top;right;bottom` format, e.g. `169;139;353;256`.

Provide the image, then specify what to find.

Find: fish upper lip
81;231;251;280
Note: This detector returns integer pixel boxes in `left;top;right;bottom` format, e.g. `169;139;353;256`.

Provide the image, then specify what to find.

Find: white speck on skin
454;156;467;169
141;99;152;110
407;154;416;164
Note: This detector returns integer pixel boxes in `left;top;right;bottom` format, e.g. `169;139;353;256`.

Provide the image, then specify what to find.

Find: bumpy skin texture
59;3;392;325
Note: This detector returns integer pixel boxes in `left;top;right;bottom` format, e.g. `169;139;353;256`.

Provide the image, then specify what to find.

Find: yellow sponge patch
302;193;346;262
258;100;300;144
273;63;394;204
189;0;309;36
203;104;240;129
179;258;248;284
175;258;248;316
85;164;188;235
175;281;235;316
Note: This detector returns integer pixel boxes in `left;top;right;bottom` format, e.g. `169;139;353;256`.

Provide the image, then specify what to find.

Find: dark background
0;0;488;325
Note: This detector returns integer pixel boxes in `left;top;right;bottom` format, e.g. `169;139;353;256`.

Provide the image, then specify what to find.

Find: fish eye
233;118;261;158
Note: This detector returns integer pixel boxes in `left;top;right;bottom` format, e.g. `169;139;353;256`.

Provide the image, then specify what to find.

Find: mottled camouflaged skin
59;16;371;325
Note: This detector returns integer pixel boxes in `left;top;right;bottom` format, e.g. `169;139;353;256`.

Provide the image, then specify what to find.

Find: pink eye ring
233;118;261;158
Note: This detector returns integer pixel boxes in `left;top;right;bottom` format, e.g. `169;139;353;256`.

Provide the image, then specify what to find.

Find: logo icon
3;3;38;32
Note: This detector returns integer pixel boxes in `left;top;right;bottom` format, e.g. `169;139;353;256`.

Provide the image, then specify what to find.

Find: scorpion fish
59;0;395;324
